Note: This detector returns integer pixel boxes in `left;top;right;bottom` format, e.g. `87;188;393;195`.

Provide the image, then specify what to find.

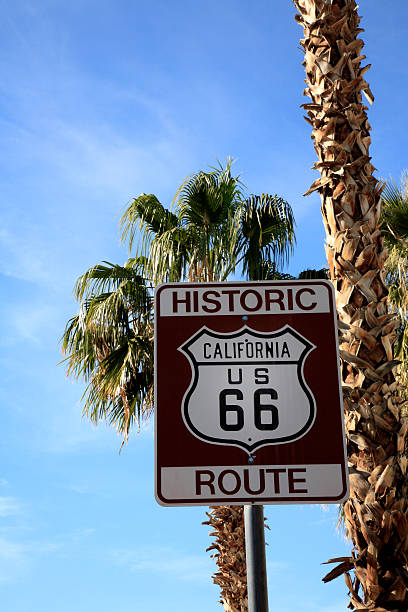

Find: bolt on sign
154;281;349;506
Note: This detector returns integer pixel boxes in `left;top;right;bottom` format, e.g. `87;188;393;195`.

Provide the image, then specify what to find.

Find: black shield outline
179;325;316;453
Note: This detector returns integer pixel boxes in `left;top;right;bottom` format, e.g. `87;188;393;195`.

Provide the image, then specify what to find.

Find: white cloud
0;504;94;584
315;604;346;612
55;527;95;544
36;119;184;197
6;302;59;345
112;545;212;583
264;595;346;612
0;536;27;580
30;391;154;455
0;493;61;584
0;228;50;287
32;403;119;454
266;559;289;574
66;483;91;495
0;534;62;583
0;497;21;517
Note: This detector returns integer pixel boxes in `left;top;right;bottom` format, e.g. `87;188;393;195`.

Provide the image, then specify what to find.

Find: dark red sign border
154;280;349;506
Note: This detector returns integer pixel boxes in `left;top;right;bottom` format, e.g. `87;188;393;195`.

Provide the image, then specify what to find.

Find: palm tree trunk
204;505;248;611
294;1;408;609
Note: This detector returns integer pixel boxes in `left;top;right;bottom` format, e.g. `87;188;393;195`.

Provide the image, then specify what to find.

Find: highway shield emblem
179;325;316;454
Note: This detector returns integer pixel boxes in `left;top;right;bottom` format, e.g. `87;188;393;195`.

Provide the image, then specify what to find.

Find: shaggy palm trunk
204;505;248;611
294;1;408;609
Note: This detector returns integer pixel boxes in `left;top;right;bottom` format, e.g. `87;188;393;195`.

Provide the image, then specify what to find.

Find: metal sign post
244;504;269;612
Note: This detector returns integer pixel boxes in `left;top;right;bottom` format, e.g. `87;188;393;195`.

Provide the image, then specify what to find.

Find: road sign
154;280;349;506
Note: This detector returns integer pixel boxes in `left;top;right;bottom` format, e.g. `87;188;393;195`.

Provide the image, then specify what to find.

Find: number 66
219;388;279;432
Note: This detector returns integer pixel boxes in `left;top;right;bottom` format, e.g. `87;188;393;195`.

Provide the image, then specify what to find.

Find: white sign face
159;284;331;316
160;464;345;502
179;326;316;453
155;280;349;506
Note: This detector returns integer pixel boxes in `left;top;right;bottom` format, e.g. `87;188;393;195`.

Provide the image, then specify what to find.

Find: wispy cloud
112;545;212;583
0;536;28;581
0;534;62;583
0;489;94;584
55;527;95;545
65;483;91;495
0;9;193;306
0;492;59;583
31;396;154;455
265;596;346;612
4;301;59;345
266;559;289;574
310;504;340;526
0;497;21;517
315;604;347;612
31;402;119;454
0;229;51;287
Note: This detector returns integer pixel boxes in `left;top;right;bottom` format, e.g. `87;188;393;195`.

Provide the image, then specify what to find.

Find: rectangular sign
155;280;349;506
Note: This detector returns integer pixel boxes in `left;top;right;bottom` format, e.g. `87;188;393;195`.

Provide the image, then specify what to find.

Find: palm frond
176;164;244;229
120;194;178;254
61;261;154;442
381;182;408;249
240;194;296;280
298;268;328;280
74;261;149;302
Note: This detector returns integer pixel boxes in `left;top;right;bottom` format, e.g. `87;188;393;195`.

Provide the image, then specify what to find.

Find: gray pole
244;504;269;612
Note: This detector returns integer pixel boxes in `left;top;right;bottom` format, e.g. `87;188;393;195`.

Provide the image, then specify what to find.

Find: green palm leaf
61;260;154;443
240;194;295;280
61;159;297;446
120;194;179;254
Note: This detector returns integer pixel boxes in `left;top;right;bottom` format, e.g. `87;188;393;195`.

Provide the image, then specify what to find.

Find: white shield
179;325;316;454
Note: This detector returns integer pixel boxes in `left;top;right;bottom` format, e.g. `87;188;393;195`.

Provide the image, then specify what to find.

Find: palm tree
294;1;408;609
61;160;296;611
61;259;154;448
381;176;408;390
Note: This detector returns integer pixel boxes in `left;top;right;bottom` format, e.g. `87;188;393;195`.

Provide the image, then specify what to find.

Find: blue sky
1;1;407;610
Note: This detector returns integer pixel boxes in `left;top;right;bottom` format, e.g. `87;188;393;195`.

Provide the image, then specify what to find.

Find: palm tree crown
121;160;295;284
61;161;295;445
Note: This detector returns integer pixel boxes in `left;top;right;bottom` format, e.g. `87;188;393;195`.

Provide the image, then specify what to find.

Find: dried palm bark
294;1;408;609
204;505;248;611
